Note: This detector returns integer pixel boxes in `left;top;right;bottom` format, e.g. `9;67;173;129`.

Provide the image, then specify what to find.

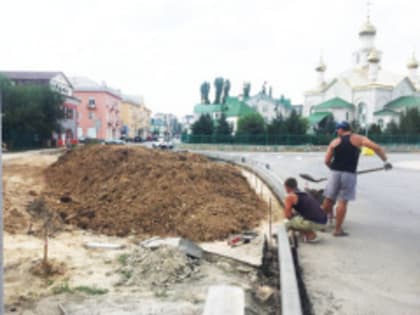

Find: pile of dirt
117;246;199;287
44;146;266;241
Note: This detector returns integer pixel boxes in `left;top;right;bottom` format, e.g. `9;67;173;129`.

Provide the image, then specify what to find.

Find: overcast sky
1;0;419;117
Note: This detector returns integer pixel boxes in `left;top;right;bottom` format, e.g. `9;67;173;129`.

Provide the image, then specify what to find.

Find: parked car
152;137;173;149
104;138;126;145
134;136;142;143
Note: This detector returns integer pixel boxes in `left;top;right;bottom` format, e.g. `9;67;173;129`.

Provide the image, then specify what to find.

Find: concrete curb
198;151;303;315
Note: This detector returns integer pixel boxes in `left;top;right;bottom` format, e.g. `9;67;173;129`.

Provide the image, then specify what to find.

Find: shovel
300;166;386;183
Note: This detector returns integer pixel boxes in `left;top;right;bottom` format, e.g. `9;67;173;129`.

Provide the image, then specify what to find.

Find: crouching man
283;177;327;242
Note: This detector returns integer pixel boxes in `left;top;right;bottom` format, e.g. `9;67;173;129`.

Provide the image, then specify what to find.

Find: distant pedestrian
283;177;327;242
323;121;392;236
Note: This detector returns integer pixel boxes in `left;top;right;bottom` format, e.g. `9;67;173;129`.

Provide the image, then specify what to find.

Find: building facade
71;77;122;139
151;113;180;137
304;17;420;130
0;71;80;145
245;92;300;122
120;94;151;138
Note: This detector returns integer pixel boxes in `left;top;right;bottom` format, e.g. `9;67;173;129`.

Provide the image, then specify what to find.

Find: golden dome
407;53;419;69
315;57;327;72
359;19;377;36
368;49;380;63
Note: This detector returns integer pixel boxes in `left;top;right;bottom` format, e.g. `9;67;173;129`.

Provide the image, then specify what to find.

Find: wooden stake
43;224;48;266
269;197;272;240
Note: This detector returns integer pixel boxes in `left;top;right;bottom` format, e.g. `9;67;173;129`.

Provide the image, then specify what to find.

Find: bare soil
3;148;282;315
43;146;267;241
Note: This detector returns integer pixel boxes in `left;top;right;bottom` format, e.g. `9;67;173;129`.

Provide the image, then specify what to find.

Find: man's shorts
285;215;326;232
324;170;357;201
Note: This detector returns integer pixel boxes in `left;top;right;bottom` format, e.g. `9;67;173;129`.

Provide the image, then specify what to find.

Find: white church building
304;16;420;130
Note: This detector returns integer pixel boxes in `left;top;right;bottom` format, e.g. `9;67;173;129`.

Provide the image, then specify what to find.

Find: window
89;112;95;120
66;108;73;119
262;105;268;112
378;119;384;129
88;97;95;105
346;112;349;120
357;103;367;127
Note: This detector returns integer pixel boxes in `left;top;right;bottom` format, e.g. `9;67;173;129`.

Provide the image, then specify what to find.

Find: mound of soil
44;146;266;241
117;246;199;287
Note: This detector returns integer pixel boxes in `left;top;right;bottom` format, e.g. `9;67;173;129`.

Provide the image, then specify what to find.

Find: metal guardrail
198;151;303;315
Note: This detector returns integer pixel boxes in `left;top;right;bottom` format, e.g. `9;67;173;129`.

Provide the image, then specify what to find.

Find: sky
1;0;419;117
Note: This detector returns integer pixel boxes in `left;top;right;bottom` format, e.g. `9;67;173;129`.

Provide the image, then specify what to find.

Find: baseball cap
336;121;351;131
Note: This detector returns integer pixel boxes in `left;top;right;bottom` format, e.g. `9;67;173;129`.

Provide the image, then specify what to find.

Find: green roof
194;97;255;118
314;97;354;110
373;109;399;116
308;111;332;125
193;104;224;115
384;96;420;110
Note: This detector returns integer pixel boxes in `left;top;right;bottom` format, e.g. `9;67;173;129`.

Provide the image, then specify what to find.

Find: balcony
87;103;96;110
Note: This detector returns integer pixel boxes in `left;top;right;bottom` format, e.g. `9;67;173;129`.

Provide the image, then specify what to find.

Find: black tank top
331;135;360;173
294;191;327;224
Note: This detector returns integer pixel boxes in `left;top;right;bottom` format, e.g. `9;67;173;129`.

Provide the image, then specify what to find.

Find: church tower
315;56;327;87
407;52;419;82
352;2;382;68
367;48;380;81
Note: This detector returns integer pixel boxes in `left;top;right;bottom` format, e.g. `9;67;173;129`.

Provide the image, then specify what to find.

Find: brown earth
3;153;59;234
44;146;267;241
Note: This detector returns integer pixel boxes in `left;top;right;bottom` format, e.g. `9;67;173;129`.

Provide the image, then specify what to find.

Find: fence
181;134;420;146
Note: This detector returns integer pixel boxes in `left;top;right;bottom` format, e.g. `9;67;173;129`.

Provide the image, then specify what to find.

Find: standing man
323;121;392;236
284;177;327;242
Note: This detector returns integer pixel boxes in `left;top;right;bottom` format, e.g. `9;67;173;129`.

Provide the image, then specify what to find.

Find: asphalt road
213;151;420;315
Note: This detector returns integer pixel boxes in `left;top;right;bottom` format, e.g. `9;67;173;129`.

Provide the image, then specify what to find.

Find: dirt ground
44;146;267;241
3;148;283;315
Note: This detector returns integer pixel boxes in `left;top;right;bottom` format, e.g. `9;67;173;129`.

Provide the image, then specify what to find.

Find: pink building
71;77;122;139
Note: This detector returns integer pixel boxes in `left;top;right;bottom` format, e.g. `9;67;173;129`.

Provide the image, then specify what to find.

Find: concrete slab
202;285;244;315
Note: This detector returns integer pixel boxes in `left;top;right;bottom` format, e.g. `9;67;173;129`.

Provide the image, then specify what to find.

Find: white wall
50;74;72;96
324;78;352;102
392;78;415;100
303;94;323;116
353;89;376;126
329;108;355;122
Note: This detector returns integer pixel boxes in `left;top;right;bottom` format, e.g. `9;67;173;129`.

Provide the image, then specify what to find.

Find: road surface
208;151;420;315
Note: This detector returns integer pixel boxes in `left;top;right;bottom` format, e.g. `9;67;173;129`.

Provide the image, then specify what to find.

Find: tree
214;113;232;136
237;112;265;135
350;120;362;133
2;82;64;149
191;114;214;135
267;113;287;135
315;114;336;135
213;77;224;104
384;120;399;135
367;123;382;136
200;81;210;104
261;82;267;95
285;110;308;135
222;79;231;104
243;82;251;98
399;107;420;134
